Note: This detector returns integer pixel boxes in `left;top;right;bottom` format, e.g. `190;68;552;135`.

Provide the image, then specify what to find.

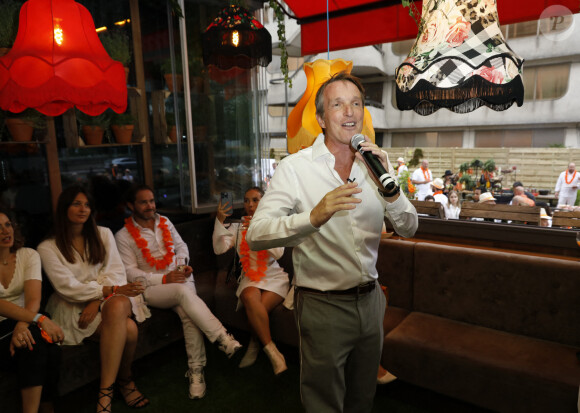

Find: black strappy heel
97;384;114;413
117;376;149;409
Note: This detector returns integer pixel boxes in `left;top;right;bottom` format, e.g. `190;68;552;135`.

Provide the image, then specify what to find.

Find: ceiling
282;0;580;55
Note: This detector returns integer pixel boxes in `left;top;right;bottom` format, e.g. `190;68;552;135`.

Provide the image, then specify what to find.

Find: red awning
284;0;580;55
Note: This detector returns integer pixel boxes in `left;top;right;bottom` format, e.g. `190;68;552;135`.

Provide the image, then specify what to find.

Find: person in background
0;207;63;413
246;72;418;413
37;186;149;413
396;157;408;178
539;208;552;227
511;181;536;202
555;162;579;206
212;187;290;375
478;192;496;205
431;178;448;208
424;195;435;202
510;186;535;207
115;184;241;400
442;170;456;196
411;160;433;200
444;190;461;220
469;187;483;203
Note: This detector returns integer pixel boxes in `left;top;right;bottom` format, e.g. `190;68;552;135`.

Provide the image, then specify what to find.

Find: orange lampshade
0;0;127;116
287;59;374;154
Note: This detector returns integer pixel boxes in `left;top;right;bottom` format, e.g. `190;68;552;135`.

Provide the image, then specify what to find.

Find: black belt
297;281;376;296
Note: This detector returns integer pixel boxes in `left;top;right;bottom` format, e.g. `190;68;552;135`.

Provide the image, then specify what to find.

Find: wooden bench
410;200;444;218
459;202;541;224
552;210;580;228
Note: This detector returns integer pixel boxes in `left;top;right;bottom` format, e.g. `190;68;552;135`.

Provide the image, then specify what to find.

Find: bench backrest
410;200;444;218
459;202;541;224
552;210;580;228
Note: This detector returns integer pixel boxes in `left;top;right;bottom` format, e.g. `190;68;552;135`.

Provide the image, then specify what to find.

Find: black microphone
350;134;397;191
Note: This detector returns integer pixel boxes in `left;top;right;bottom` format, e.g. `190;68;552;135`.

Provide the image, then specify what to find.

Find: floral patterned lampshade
287;59;375;154
0;0;127;116
395;0;524;115
202;4;272;70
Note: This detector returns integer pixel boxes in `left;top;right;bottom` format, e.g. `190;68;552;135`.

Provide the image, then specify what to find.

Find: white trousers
144;281;225;369
558;193;577;206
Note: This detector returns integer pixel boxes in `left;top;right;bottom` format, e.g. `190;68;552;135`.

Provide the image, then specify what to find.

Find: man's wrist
378;186;400;198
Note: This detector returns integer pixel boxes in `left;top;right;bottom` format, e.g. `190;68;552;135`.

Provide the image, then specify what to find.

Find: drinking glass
176;256;189;272
134;276;148;291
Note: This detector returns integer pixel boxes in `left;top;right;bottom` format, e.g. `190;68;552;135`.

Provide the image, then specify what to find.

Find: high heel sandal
97;384;114;413
117;376;149;409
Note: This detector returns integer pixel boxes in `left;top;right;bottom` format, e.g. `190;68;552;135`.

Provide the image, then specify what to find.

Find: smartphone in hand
220;191;233;208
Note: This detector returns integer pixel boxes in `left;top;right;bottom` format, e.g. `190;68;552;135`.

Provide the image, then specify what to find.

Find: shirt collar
131;213;160;231
312;133;331;161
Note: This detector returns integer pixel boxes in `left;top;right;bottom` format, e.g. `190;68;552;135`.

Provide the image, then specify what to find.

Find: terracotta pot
5;118;34;142
82;125;104;145
111;124;134;144
168;125;177;143
164;73;183;92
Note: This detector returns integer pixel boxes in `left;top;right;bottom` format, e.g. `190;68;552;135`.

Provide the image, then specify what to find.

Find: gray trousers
294;283;386;413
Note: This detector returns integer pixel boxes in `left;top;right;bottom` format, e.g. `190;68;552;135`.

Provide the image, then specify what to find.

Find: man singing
247;72;418;413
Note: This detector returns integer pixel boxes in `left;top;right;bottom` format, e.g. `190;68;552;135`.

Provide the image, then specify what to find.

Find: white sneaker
185;367;206;399
217;332;242;359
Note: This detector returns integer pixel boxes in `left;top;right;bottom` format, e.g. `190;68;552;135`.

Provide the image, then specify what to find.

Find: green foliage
76;110;111;128
398;170;414;198
269;0;291;88
5;109;46;129
111;111;135;126
0;0;21;48
99;30;132;66
407;148;423;168
549;143;565;148
459;175;475;190
459;162;470;173
483;159;496;172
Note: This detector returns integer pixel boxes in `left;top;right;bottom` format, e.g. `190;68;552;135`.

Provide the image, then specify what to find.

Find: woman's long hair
54;185;106;265
0;206;24;253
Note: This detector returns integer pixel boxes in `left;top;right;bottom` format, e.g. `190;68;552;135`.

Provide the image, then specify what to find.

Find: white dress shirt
246;134;418;291
115;214;189;285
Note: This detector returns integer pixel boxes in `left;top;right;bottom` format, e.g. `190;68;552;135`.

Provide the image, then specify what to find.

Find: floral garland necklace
565;170;577;184
124;217;174;270
239;228;268;282
421;166;431;182
433;190;443;195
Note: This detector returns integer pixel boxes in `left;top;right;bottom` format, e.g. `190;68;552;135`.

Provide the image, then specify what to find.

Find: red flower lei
239;229;268;282
124;217;175;270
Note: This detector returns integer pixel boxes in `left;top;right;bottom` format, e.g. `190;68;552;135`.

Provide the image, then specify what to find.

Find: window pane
504;130;532;147
475;130;502;147
415;132;438;148
510;20;538;38
438;131;462;147
536;64;570;100
532;129;565;147
391;133;414;147
523;66;536;101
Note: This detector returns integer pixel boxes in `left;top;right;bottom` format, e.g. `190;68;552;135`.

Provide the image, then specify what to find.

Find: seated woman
37;186;149;413
212;187;290;375
444;190;461;219
0;207;63;413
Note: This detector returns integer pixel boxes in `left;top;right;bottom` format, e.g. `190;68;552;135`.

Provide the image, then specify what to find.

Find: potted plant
165;111;178;143
99;29;132;82
76;110;111;145
0;0;20;55
4;109;46;142
161;56;183;92
110;111;135;144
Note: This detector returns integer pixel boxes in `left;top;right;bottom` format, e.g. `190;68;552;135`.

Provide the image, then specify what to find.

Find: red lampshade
0;0;127;116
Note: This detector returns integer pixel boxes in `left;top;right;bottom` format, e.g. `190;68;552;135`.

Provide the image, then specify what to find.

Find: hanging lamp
0;0;127;116
395;0;524;115
202;4;272;70
286;59;375;154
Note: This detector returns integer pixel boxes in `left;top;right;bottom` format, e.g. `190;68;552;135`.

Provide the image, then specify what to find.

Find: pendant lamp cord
326;0;330;58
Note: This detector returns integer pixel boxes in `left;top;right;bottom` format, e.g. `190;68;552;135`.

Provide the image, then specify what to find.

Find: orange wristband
36;315;47;326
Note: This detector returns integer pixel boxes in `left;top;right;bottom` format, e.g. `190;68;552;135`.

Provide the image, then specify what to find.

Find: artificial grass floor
56;330;493;413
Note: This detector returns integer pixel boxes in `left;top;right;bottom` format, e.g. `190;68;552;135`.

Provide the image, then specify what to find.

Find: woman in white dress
212;187;289;375
0;207;64;413
37;185;149;413
444;190;461;219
